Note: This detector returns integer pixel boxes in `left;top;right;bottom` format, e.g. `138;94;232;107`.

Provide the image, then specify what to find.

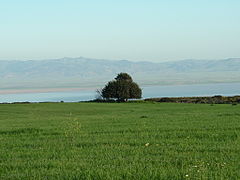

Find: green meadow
0;102;239;179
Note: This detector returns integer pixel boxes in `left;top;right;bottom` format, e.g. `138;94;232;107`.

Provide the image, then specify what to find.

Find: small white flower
145;143;150;147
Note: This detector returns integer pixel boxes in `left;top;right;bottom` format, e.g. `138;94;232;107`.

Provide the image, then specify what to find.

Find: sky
0;0;240;62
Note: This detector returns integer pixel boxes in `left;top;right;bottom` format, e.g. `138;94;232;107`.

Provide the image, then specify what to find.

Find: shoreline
0;87;96;95
1;81;240;95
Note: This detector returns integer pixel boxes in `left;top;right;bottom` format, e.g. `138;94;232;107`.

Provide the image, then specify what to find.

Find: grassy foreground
0;102;239;179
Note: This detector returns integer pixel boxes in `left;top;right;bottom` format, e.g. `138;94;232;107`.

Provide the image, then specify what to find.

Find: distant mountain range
1;57;240;90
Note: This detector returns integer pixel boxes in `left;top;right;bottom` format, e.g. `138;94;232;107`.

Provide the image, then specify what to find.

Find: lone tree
101;73;142;102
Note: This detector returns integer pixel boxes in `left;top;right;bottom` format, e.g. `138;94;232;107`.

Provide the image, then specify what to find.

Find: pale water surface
0;83;239;103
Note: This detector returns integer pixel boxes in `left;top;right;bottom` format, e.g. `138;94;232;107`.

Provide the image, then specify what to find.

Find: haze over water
1;83;239;103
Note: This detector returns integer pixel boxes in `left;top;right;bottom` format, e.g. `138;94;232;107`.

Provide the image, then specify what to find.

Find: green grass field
0;102;239;179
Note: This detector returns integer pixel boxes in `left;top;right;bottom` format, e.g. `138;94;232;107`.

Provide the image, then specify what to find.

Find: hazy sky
0;0;240;62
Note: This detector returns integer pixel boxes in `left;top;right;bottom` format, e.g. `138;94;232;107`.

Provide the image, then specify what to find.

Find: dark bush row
145;95;240;104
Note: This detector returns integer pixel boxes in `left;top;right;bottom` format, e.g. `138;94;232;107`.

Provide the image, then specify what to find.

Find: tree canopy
101;73;142;102
115;73;133;82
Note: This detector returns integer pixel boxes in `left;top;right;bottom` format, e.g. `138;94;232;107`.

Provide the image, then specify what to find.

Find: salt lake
0;82;239;103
